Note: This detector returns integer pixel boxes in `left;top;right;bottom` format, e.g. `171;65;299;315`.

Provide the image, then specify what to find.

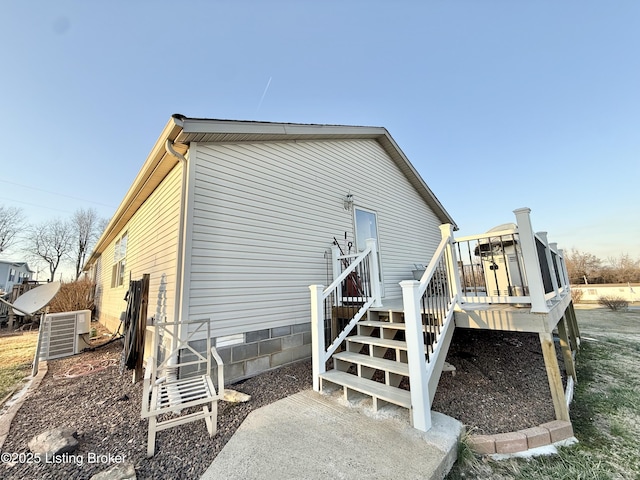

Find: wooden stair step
333;351;410;376
358;320;406;330
320;370;411;409
347;335;408;350
358;320;430;332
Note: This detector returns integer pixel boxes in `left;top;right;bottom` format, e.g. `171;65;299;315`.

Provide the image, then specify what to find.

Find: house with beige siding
84;114;456;383
571;283;639;304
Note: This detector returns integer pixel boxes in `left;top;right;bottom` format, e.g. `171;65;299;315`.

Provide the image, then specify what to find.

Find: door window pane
354;208;378;251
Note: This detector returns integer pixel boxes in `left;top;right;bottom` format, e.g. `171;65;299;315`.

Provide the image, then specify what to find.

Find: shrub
598;296;629;312
571;288;584;304
48;278;95;314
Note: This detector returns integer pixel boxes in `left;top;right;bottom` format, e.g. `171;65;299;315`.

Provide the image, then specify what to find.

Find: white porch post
556;247;570;290
550;242;564;290
331;245;342;306
514;208;548;313
310;285;326;391
439;224;462;305
366;238;382;307
400;280;431;432
538;232;559;298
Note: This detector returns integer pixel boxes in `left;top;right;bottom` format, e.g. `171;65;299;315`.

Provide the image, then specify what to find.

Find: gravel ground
433;328;563;435
1;326;562;479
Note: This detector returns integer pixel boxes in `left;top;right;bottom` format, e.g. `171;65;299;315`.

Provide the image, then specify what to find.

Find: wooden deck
372;293;573;334
455;294;573;333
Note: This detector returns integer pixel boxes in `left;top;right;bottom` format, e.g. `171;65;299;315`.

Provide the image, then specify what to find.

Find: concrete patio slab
201;389;462;480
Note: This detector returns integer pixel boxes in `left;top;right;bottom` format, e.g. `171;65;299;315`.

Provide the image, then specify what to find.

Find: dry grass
0;332;38;403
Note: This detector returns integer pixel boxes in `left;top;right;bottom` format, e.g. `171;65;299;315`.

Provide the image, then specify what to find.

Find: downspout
164;139;189;368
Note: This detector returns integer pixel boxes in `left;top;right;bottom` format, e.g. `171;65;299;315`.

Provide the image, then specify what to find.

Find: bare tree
602;254;640;283
564;248;602;284
0;205;25;253
25;219;74;281
98;217;110;235
70;208;103;279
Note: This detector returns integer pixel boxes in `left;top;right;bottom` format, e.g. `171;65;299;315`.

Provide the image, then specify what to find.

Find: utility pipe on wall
164;139;189;356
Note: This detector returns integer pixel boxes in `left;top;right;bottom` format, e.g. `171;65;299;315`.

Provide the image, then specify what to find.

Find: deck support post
567;303;581;349
557;315;577;383
401;280;431;432
514;208;548;313
310;285;326;392
539;332;570;421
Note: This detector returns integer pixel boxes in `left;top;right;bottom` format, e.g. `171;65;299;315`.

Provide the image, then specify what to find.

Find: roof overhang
85;115;456;267
174;116;456;229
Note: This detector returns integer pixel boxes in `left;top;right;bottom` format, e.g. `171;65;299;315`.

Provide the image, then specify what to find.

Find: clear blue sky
1;1;638;271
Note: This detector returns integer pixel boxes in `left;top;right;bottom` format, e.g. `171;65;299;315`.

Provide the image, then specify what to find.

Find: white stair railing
310;238;381;391
401;224;461;432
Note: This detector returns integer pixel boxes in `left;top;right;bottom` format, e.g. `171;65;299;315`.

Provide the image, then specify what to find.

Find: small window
354;208;379;252
111;232;128;288
8;269;15;282
587;289;597;295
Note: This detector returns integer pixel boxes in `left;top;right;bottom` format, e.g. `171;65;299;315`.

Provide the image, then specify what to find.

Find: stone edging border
0;362;48;450
468;420;574;455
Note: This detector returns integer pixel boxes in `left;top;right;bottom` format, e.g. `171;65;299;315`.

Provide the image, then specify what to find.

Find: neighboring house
0;261;34;294
572;283;639;303
84;115;456;383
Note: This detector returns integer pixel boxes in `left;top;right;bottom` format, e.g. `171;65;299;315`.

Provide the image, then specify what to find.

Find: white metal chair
141;318;224;457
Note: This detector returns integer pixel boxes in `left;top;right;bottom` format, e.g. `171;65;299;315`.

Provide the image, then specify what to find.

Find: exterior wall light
343;193;354;211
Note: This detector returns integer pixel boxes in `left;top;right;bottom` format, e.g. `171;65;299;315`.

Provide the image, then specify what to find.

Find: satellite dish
11;281;61;316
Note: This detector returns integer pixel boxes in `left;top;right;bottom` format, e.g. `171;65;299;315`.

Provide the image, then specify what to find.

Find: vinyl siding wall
95;165;183;332
185;139;443;338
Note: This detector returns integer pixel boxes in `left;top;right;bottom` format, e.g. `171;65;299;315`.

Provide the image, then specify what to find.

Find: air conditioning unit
37;309;92;361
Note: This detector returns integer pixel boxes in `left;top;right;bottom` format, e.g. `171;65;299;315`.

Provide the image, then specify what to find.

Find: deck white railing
310;238;381;391
401;224;461;431
455;208;570;313
400;209;571;431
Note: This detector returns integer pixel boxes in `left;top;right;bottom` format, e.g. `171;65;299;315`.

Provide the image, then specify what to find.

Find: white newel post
538;232;559;298
551;243;567;291
549;241;564;292
513;208;548;313
400;280;432;432
310;285;325;391
331;245;342;306
557;248;570;290
366;238;382;307
439;224;462;304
